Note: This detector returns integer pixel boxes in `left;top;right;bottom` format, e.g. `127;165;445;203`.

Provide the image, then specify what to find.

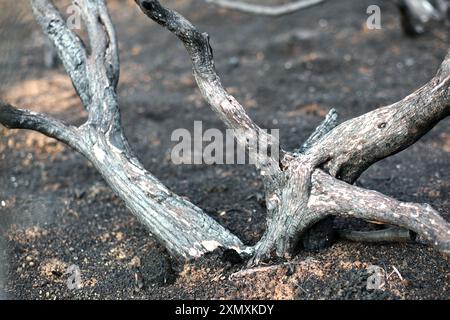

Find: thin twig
205;0;325;17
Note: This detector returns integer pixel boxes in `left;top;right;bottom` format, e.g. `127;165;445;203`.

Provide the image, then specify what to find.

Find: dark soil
0;0;449;300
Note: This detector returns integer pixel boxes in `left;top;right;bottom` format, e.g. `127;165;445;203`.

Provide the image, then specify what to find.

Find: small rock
134;271;144;290
228;57;239;68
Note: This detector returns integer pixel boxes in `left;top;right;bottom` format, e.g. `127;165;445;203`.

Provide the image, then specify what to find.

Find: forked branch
1;0;448;266
135;0;450;262
1;0;248;261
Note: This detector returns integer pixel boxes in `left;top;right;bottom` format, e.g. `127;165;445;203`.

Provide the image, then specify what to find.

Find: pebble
405;58;415;67
319;19;328;28
228;57;239;68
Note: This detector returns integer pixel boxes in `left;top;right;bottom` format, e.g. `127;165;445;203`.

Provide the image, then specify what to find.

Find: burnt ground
0;0;449;300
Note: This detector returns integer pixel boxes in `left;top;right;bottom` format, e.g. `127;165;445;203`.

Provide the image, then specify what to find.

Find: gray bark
395;0;450;35
0;0;448;266
306;57;450;184
136;0;450;264
79;132;247;260
338;227;416;243
309;171;449;254
1;0;247;261
206;0;449;36
31;0;91;106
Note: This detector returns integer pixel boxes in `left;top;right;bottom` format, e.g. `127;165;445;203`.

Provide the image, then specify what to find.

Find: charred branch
1;0;449;266
1;0;248;261
394;0;450;36
136;0;450;264
136;0;282;179
338;227;416;243
310;171;449;254
31;0;91;106
296;108;338;154
0;101;80;148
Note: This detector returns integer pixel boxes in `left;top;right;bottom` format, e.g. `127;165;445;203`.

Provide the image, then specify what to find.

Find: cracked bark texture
0;0;449;266
309;171;449;254
1;0;247;261
136;0;450;264
306;65;450;183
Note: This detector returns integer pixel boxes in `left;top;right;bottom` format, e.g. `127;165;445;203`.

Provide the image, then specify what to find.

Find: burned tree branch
0;0;250;261
305;54;450;183
31;0;91;107
206;0;449;37
0;105;249;261
0;101;80;148
136;0;450;264
136;0;282;178
296;108;338;154
310;170;449;254
395;0;448;36
204;0;325;16
97;1;120;89
337;227;416;243
75;0;120;89
2;0;449;267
